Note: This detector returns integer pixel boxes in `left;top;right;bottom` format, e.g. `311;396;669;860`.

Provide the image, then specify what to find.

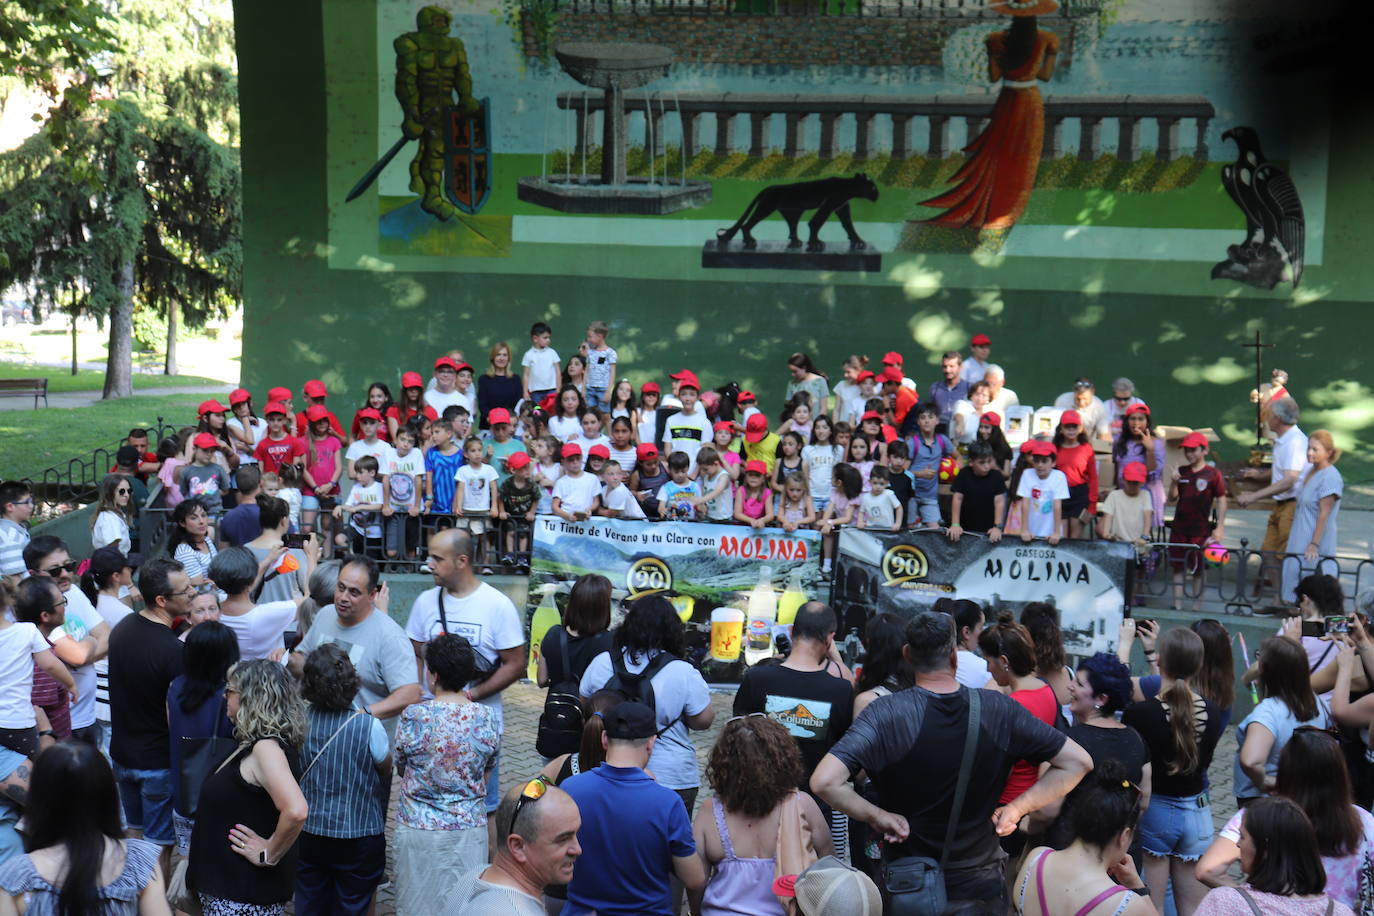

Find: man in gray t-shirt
289;555;418;739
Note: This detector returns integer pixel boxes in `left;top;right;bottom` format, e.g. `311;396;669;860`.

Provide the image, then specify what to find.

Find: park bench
0;378;49;409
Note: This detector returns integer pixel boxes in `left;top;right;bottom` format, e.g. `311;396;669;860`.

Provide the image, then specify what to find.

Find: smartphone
1301;619;1326;639
283;532;307;549
283;630;298;651
1326;615;1351;636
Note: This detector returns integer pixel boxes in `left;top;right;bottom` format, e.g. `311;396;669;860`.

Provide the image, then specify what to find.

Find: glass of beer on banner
710;607;744;662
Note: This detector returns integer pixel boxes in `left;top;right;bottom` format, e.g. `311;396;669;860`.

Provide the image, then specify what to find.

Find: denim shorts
1138;792;1213;861
112;762;176;846
914;497;941;525
485;752;501;813
585;386;609;412
300;494;321;512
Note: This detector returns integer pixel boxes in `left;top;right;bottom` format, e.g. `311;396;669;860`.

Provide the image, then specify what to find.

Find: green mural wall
232;0;1372;491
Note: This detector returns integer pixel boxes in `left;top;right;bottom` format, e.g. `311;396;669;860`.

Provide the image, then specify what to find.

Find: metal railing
19;417;181;517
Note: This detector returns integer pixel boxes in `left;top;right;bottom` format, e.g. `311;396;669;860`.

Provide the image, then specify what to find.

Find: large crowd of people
0;321;1360;916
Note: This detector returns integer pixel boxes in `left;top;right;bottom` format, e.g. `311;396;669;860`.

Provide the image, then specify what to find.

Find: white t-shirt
424;388;467;416
92;511;131;554
384;448;426;510
94;594;132;725
609;445;638;473
345;438;392;471
960;359;988;385
567;433;611;456
1016;469;1070;538
637;414;658;449
579;649;712;789
521;347;561;391
663;409;714;474
949;400;979;443
227;416;269;464
343;481;384;538
861;490;902;529
221;600;298;661
456;463;499;513
956;649;991;688
404;583;525;725
1101;489;1150;543
552;472;601;514
54;587;105;729
700;469;733;520
1271;424;1310;501
601;484;646;520
535;462;561;514
802;444;839;499
0;624;48;728
547;415;582;443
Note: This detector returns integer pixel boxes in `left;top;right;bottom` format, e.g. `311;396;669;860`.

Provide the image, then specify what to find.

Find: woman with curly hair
294;644;392;915
579;595;715;814
689;715;831;916
187;659;308;916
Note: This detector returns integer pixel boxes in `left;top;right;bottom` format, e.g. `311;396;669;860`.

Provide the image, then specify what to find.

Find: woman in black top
536;573;614;691
476;342;522;429
1122;627;1223;916
188;659;308;916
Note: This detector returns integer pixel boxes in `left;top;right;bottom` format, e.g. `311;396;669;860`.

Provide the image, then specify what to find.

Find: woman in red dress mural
920;0;1060;231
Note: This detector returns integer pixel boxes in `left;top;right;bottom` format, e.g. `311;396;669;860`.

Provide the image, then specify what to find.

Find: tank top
741;489;768;519
701;798;785;916
1018;848;1135;916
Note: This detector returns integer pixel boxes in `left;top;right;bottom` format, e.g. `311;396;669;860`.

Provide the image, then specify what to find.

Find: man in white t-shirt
406;528;526;823
661;371;713;476
24;536;110;746
425;356;468;415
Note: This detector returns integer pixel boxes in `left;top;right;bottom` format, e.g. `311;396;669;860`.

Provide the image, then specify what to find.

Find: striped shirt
299;707;390;838
0;520;27;578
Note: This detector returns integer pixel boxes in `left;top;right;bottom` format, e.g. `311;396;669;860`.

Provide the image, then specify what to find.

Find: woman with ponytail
1123;627;1224;916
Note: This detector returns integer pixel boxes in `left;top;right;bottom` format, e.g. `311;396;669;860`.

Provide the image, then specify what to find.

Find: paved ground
367;681;1240;915
0;384;224;412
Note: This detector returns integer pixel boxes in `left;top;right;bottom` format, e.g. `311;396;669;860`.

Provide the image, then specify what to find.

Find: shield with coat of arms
444;97;491;215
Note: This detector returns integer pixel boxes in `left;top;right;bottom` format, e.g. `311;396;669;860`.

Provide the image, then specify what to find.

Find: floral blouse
394;699;500;831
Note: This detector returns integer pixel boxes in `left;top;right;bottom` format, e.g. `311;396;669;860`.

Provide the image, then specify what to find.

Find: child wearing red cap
662;373;713;476
1168;432;1228;609
389;372;438;441
595;460;645;521
252;402;306;474
630;443;669;519
498;451;539;563
181;433;233;515
733;460;774;529
294;380;345;439
1052;410;1098;539
484;408;523;485
961;333;992;384
1112;404;1166;522
1098;462;1152;559
344;408;391;480
637;383;661;446
184;399;238;475
658;453;699;521
425;356;470;416
300;406;344;549
350;382;394;444
226;389;267;470
1014;441;1068;544
552;443;600;521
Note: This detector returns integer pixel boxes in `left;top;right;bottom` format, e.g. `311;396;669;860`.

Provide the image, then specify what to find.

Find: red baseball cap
636;443;659;461
1126;403;1151;417
744;459;768;475
487;408;512;426
738;390;757;404
744;413;770;443
453;362;474;375
192;432;218;450
1122;462;1148;483
1180;432;1210;451
980;411;1001;427
860;410;882;423
882;351;904;366
264;401;288;417
878;366;903;385
539;392;557;413
401;371;424;389
561;443;583;459
671;370;700;391
1029;440;1058;458
641;381;661;394
714;420;739;434
305;404;330;423
434;356;459;372
303;380;327;399
970;333;992;346
267;386;292;403
1019;441;1037;454
506;451;531;469
357;407;382;421
588;444;610;459
856;370;876;382
1060;409;1082;427
228;388;252;405
197;399;227;416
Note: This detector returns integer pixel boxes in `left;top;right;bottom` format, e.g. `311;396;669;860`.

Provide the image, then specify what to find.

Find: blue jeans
1138;792;1213;861
914;497;941;526
485;752;501;813
112;762;175;846
294;832;386;916
585;386;609;412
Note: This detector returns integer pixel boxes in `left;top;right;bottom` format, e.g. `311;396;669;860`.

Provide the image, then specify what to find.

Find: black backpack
536;628;585;759
603;649;682;737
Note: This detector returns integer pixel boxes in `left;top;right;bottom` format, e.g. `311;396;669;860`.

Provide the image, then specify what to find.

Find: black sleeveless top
188;738;302;905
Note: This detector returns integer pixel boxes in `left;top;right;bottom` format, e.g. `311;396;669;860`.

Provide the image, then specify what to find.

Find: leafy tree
0;0;240;397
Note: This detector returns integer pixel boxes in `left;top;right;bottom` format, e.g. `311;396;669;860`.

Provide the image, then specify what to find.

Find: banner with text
833;529;1134;657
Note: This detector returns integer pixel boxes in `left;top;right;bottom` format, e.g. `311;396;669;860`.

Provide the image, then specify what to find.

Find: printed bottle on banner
745;565;778;665
777;568;807;626
527;585;560;682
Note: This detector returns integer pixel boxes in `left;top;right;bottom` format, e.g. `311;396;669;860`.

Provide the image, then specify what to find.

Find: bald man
405;528;526;827
446;782;582;915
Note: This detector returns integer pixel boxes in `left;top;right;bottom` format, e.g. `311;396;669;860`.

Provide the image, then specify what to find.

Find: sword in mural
344;136;413;203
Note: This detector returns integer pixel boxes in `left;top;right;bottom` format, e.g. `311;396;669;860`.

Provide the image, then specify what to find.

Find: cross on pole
1241;329;1274;447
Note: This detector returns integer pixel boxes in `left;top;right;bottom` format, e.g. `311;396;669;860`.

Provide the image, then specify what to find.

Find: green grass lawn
0;393;206;482
0;363;220;394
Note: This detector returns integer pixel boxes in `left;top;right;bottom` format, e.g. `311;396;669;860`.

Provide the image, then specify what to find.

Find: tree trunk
103;261;135;400
70;312;78;375
164;301;178;376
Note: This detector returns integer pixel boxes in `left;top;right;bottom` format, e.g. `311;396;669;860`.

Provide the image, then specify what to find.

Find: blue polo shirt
562;763;694;916
926;378;969;425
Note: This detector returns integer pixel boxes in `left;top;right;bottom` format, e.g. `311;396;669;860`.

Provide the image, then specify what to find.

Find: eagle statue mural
1211;126;1305;289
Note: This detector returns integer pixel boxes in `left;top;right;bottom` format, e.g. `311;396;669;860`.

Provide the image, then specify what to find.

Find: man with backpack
576;594;714;815
404;528;526;844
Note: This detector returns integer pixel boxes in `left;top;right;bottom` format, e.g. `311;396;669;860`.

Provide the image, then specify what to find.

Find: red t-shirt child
1054;442;1099;514
253;435;306;473
1172;464;1227;540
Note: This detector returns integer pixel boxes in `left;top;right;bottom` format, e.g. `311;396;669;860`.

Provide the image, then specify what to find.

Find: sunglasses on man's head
508;776;550;836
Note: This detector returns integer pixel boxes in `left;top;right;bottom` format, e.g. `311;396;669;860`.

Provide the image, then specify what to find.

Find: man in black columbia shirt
812;611;1091;913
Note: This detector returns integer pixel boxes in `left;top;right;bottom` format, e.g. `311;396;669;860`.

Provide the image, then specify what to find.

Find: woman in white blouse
89;476;133;554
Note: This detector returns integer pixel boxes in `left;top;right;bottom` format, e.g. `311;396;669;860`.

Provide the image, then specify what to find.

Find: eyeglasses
48;597;68;611
170;585;198;599
10;498;33;507
39;561;79;577
509;776;549;835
